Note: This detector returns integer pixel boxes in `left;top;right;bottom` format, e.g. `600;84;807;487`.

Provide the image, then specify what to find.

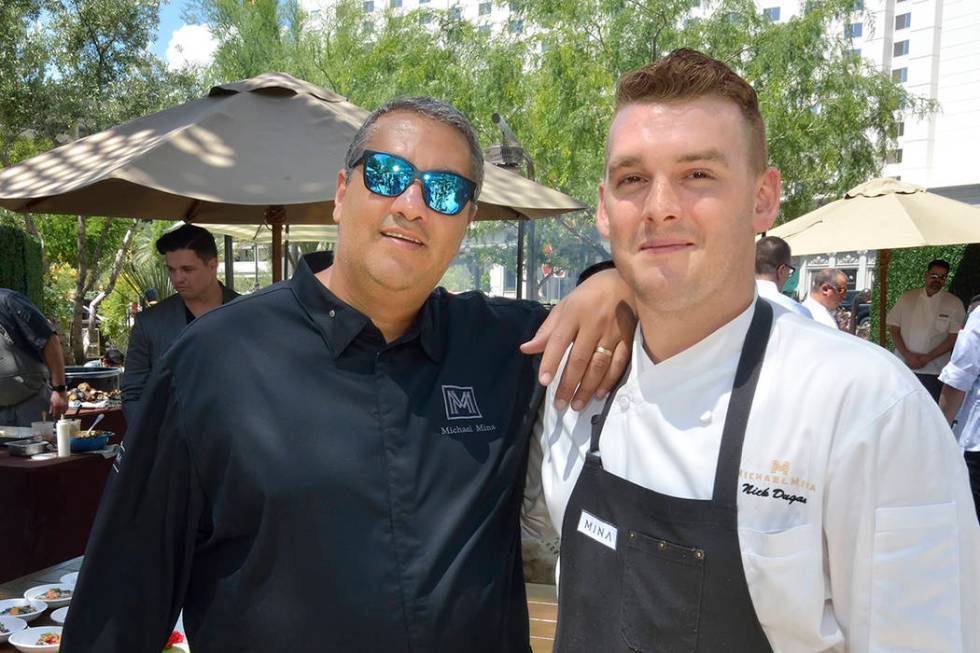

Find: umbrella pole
877;248;891;345
267;205;286;283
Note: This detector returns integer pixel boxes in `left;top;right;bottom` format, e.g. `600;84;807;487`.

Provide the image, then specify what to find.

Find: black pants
966;450;980;524
915;373;942;402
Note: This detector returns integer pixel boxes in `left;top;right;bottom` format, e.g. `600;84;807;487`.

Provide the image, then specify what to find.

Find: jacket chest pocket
621;530;705;653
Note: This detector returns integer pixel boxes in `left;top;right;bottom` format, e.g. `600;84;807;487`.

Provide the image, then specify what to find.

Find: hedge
0;224;43;307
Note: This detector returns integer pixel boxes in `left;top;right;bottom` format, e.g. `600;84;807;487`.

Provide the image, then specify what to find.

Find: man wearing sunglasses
754;236;812;318
63;96;632;653
888;259;966;400
802;267;847;329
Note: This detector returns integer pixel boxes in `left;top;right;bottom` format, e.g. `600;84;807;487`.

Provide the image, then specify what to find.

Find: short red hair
613;48;768;172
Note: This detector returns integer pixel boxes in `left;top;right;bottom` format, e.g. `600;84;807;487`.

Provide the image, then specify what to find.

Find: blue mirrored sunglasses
349;149;478;216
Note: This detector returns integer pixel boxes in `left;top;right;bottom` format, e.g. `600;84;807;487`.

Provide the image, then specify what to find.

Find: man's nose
389;180;427;221
642;178;681;223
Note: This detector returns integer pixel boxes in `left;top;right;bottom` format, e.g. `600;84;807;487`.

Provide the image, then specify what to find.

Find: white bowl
49;607;68;625
58;572;77;588
7;625;62;652
0;599;46;624
24;584;73;609
0;616;28;644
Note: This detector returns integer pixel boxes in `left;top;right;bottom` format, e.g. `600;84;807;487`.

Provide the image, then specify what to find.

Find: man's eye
617;175;644;187
689;170;713;180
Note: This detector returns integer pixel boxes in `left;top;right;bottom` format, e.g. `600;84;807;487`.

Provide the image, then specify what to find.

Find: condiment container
56;419;72;458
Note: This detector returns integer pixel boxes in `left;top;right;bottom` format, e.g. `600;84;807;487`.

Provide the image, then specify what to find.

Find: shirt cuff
938;363;975;392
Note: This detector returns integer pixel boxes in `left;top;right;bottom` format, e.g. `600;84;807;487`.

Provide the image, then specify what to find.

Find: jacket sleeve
120;314;152;424
824;388;980;652
61;361;204;652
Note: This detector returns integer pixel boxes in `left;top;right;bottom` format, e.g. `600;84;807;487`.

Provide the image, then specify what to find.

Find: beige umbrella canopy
768;177;980;341
203;223;338;244
0;72;584;279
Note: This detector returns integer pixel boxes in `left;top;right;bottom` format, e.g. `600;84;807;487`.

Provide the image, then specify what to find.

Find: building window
421;13;432;24
509;18;523;33
895;13;910;29
892;67;908;83
893;40;909;56
479;1;491;16
845;22;862;38
852;0;863;9
886;148;903;164
896;121;905;137
763;6;780;21
419;0;429;3
851;48;861;58
450;6;461;20
390;0;401;6
363;0;374;11
479;23;491;34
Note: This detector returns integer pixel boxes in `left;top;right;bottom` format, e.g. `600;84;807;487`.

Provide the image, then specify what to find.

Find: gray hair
344;96;484;198
811;267;845;291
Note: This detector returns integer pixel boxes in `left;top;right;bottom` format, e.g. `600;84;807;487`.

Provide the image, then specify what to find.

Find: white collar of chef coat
631;295;757;395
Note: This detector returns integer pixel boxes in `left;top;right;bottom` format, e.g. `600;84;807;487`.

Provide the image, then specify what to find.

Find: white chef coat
756;279;812;319
534;300;980;653
887;288;965;375
802;295;839;329
939;308;980;452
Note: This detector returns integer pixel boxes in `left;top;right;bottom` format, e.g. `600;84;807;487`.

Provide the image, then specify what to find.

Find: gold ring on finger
594;345;614;357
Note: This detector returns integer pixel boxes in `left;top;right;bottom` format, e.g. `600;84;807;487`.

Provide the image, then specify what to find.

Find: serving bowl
8;625;62;652
24;584;72;609
49;607;68;625
58;572;77;588
0;600;46;624
69;431;111;452
0;616;28;644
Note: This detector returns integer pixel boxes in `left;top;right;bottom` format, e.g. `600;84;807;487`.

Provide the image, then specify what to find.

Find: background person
802;267;846;329
536;49;979;653
120;224;238;423
63;96;632;653
939;295;980;521
84;348;125;368
888;259;966;400
0;288;67;425
754;235;811;318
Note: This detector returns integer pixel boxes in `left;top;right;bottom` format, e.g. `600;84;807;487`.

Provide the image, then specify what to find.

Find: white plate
23;584;73;609
0;616;28;644
0;599;46;624
49;607;68;625
7;625;62;652
58;572;78;588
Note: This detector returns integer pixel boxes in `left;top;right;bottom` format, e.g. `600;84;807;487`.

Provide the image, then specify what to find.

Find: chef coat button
328;309;336;318
699;410;712;425
695;549;704;560
658;541;666;550
618;395;630;409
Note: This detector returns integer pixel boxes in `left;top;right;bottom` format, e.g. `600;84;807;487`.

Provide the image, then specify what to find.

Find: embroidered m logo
771;459;790;475
442;385;482;420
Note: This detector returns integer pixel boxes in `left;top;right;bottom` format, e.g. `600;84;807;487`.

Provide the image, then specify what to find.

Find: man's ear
596;182;611;239
333;170;347;225
752;167;781;233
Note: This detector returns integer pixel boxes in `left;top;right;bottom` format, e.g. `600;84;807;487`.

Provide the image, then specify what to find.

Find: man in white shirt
888;259;966;400
755;235;812;318
939;296;980;521
801;267;846;329
535;48;979;653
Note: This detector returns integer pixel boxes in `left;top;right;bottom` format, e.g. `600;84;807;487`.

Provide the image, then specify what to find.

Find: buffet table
0;407;126;583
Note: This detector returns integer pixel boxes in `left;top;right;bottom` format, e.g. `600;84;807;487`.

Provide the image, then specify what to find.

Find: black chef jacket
62;258;547;653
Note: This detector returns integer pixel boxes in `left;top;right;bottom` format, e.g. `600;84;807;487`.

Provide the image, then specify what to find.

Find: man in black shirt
121;224;238;423
63;97;629;652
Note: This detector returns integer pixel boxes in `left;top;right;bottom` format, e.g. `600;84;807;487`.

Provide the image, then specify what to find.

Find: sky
153;0;218;71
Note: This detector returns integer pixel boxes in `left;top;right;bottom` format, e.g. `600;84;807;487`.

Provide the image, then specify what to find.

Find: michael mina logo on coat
439;385;497;435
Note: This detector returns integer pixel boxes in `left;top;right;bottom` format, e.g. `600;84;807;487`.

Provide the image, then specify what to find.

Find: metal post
525;219;537;300
516;221;525;300
223;235;235;292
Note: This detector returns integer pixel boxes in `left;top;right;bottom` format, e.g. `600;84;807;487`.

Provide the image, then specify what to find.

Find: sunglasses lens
421;171;473;216
363;152;414;197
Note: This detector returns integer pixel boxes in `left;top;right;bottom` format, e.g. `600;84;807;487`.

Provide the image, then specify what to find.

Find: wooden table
0;557;79;651
0;449;115;583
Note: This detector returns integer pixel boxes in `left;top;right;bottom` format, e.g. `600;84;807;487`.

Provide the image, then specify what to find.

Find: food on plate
1;605;36;616
36;632;61;645
37;587;72;601
69;385;121;403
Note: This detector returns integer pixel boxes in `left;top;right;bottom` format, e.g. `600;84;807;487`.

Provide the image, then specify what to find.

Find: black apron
554;299;774;653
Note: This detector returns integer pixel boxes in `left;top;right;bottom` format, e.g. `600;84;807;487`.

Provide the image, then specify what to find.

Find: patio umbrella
203;223;337;244
0;72;585;280
768;177;980;341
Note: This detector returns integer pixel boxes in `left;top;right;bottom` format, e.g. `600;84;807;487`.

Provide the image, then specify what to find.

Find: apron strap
589;361;632;455
711;298;773;508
